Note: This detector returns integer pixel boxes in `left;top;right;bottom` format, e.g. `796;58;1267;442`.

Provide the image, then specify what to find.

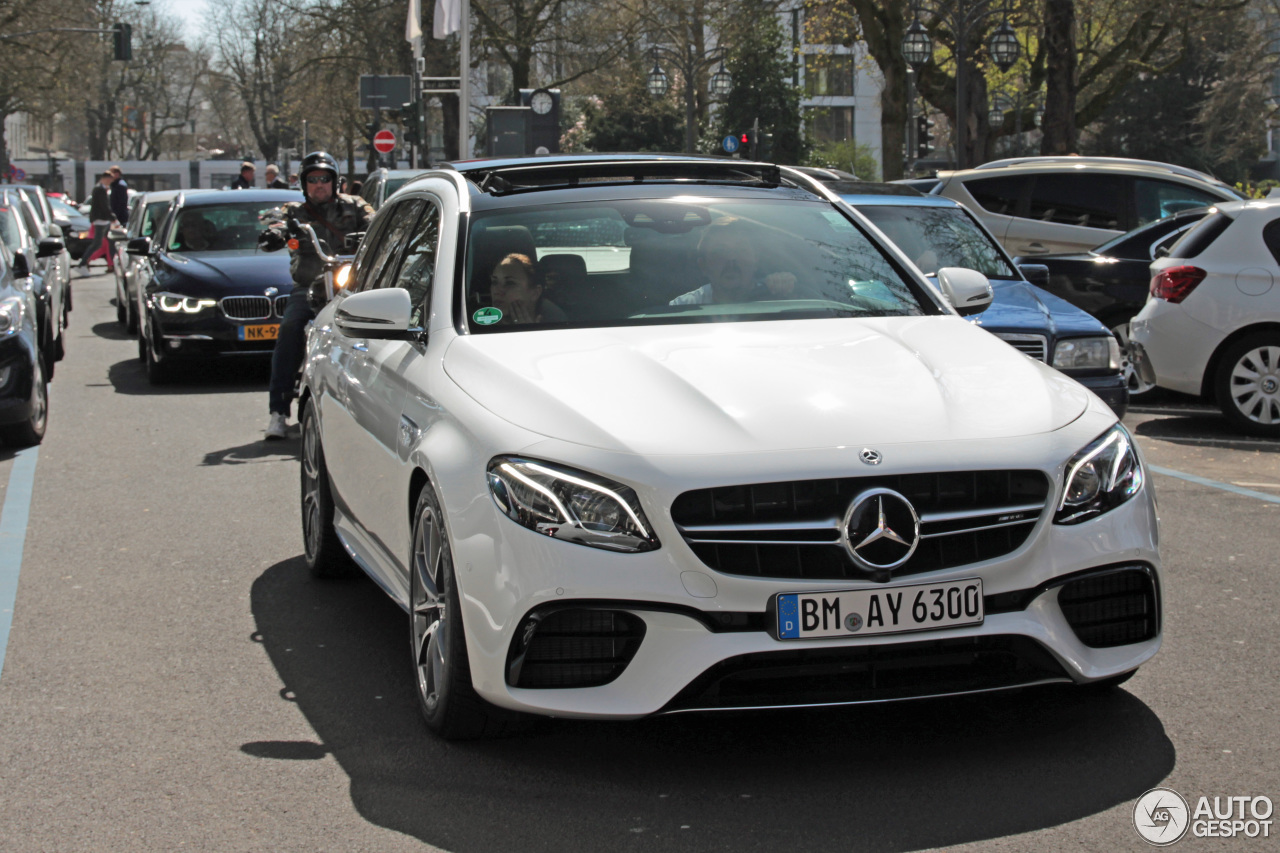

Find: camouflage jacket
284;193;375;288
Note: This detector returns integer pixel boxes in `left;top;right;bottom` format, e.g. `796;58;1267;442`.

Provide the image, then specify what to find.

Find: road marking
1150;464;1280;505
0;446;39;682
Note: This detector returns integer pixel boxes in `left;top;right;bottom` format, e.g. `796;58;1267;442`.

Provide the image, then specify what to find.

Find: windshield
49;198;81;219
464;198;934;331
852;204;1016;279
168;202;282;252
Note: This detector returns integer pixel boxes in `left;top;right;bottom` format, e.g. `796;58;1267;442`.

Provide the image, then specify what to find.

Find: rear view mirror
12;252;30;278
37;237;64;259
127;236;152;256
936;267;993;317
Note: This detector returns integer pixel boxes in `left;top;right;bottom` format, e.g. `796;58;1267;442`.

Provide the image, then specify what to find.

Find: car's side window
349;204;400;292
368;199;426;291
1261;219;1280;267
964;176;1030;216
1027;173;1125;230
391;202;441;328
1135;179;1220;226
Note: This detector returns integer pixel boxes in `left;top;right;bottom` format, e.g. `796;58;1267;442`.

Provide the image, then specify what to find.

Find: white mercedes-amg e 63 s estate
297;156;1160;739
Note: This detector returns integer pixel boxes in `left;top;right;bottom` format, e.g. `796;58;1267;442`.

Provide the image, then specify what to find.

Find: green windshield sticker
473;306;503;325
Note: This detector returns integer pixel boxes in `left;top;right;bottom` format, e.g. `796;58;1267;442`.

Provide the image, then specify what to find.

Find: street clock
530;89;554;115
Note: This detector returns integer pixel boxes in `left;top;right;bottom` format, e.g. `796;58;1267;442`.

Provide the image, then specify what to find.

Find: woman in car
489;253;565;324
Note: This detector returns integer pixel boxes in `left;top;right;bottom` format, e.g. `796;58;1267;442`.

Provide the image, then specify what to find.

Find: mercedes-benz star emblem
840;488;920;573
859;448;882;465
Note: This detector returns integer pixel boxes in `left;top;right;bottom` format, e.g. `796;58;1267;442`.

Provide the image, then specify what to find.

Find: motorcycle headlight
334;264;352;290
1055;424;1145;524
487;457;660;553
0;295;23;335
1052;336;1121;371
156;292;217;314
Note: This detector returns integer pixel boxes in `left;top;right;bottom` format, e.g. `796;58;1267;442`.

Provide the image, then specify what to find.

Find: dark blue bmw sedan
129;189;302;383
836;184;1128;417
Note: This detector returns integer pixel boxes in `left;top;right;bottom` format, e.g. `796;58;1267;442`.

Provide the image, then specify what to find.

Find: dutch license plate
776;578;983;640
239;324;279;341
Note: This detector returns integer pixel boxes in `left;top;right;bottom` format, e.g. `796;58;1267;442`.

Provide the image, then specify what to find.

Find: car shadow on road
248;557;1176;852
106;357;271;396
90;320;133;342
1132;415;1280;452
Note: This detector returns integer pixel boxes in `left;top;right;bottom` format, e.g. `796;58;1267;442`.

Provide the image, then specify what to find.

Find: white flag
434;0;462;39
405;0;422;42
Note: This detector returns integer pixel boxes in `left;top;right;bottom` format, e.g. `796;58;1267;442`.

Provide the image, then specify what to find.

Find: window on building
804;54;855;97
805;107;855;144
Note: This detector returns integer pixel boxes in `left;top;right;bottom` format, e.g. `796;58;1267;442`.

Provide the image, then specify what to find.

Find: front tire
141;318;174;385
1215;333;1280;436
299;399;352;578
1111;321;1156;399
410;482;515;740
0;356;47;447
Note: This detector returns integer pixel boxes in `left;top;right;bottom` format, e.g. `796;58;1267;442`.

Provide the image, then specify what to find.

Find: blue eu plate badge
777;594;800;638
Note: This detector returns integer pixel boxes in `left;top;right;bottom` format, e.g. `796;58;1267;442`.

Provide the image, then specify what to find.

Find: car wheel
1110;321;1156;399
52;313;66;363
410;481;518;740
0;356;48;447
38;314;55;381
116;281;127;325
126;291;138;335
142;319;174;385
1215;333;1280;436
299;399;352;578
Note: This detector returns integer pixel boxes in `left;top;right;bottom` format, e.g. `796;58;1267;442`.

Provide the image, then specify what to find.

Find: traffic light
740;129;758;159
112;22;132;61
402;101;422;147
916;115;935;158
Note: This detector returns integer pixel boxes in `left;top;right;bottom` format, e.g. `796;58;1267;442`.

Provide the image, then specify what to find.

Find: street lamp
899;0;1021;169
646;44;731;154
988;92;1012;130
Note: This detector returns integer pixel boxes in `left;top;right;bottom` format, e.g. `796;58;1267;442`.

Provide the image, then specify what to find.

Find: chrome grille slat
274;295;290;317
995;333;1048;363
221;296;271;321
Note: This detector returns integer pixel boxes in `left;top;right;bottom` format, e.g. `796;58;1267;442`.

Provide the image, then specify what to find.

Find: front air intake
506;608;646;689
1058;566;1159;648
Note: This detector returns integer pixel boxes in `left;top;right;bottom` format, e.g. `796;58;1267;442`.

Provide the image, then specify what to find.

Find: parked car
130;188;301;383
114;190;184;333
298;154;1160;740
836;183;1128;416
1021;207;1211;397
0;189;68;377
892;177;943;194
935;156;1241;257
1132;199;1280;435
48;196;92;260
360;168;429;210
0;202;49;446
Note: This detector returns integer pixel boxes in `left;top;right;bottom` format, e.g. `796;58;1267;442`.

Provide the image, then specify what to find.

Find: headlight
0;296;23;335
334;264;352;290
1052;336;1121;371
486;457;660;553
1055;424;1144;524
156;292;217;314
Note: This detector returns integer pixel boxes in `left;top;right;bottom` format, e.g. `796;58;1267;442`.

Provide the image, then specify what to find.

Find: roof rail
970;156;1226;186
455;159;783;196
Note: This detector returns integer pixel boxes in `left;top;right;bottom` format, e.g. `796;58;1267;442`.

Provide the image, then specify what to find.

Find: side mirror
37;237;64;259
127;236;152;256
936;267;993;317
12;252;30;279
344;231;366;253
1018;263;1050;287
334;287;417;340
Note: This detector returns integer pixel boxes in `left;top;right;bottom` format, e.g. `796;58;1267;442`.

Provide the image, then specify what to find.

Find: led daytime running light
157;293;217;314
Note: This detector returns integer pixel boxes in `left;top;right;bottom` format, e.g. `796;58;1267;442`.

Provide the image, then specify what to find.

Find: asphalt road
0;271;1276;852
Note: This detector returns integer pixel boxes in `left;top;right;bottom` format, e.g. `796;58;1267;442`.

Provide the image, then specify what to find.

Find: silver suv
935;157;1243;256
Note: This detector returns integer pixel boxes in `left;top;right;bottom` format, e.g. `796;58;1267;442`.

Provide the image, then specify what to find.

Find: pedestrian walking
264;164;288;189
77;171;115;274
230;162;256;190
108;165;129;227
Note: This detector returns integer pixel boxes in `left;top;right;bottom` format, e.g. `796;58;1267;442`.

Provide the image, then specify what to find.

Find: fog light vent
506;608;646;689
1059;567;1158;648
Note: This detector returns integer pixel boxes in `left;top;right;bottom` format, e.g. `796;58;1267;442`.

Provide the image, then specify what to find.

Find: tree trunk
881;60;907;180
1041;0;1077;154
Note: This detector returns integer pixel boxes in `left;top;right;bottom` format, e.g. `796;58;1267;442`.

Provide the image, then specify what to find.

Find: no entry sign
373;129;396;154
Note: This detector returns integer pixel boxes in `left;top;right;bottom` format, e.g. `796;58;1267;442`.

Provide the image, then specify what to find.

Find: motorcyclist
263;151;374;440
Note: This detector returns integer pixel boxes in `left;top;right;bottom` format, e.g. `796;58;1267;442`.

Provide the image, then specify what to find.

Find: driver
178;213;215;251
669;217;797;305
264;151;374;440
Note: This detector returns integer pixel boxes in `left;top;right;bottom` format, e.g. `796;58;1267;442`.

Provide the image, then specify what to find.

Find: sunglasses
306;175;333;184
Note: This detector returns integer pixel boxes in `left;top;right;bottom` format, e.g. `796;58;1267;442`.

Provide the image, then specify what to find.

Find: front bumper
1071;372;1128;418
146;296;289;360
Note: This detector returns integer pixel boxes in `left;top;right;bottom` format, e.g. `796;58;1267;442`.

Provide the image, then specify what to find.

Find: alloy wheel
1228;345;1280;426
411;502;449;714
1111;323;1155;397
300;412;324;561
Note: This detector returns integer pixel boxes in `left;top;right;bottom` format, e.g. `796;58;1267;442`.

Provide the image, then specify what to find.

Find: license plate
776;578;983;640
238;324;279;341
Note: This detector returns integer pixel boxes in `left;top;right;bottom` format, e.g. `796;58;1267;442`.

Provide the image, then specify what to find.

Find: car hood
443;316;1091;455
152;249;293;295
974;278;1109;338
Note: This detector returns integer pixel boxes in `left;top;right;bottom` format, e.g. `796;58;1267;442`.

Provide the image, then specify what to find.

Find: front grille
220;296;271;320
671;470;1050;581
662;635;1070;713
996;333;1048;362
274;295;290;317
1058;567;1158;648
506;608;646;689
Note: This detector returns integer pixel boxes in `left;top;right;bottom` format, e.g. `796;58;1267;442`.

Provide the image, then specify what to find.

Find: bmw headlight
1055;424;1145;524
156;292;217;314
487;457;660;553
0;295;23;335
1052;336;1121;371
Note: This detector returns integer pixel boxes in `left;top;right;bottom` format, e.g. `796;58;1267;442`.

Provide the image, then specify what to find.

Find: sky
160;0;209;44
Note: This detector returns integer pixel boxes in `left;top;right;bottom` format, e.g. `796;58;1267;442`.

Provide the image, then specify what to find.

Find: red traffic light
741;133;749;144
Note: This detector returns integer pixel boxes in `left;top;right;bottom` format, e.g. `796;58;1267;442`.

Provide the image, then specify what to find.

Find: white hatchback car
1132;199;1280;434
299;156;1161;739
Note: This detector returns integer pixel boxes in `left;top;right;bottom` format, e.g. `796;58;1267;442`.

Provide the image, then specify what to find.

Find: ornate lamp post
900;0;1021;169
647;44;731;154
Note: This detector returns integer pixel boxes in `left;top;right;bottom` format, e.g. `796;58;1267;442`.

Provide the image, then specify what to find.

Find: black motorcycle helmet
299;151;340;192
